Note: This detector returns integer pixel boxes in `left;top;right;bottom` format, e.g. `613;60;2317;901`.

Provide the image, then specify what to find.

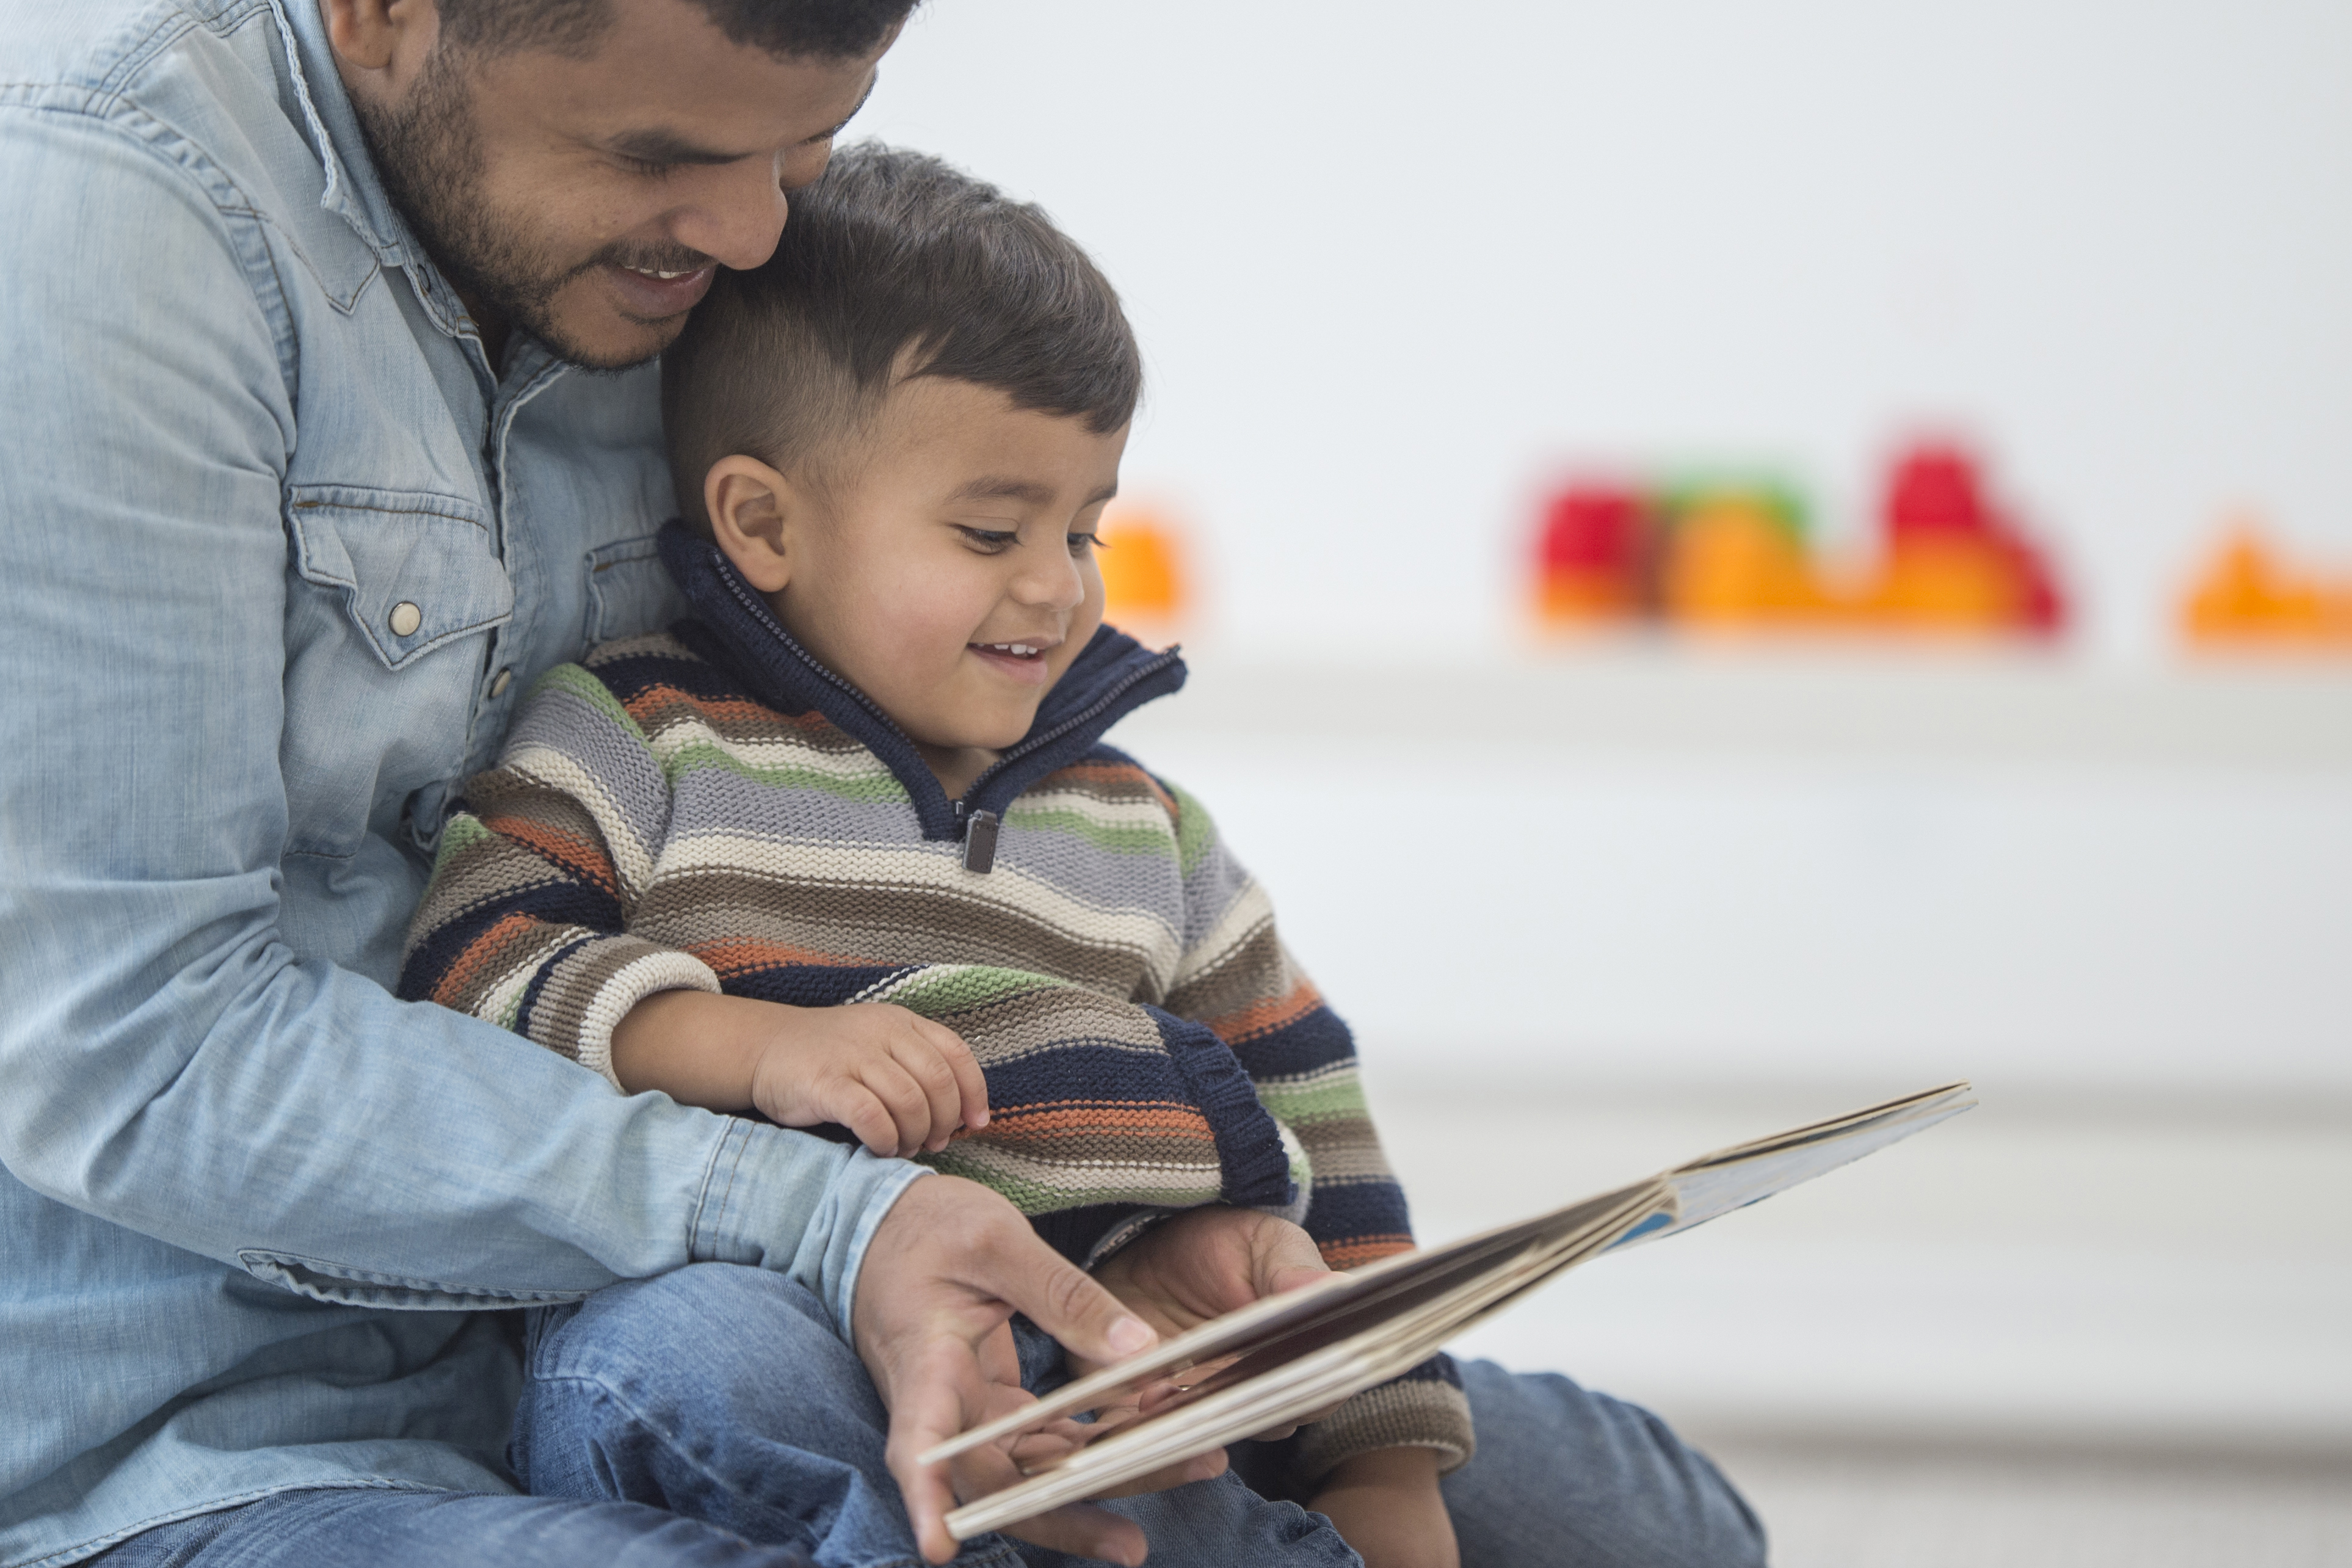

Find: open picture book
929;1080;1977;1540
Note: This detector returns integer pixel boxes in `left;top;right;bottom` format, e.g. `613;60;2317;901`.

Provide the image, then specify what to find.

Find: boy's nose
1012;548;1088;614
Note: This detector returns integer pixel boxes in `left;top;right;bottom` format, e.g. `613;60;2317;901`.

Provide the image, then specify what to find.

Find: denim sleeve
0;104;918;1327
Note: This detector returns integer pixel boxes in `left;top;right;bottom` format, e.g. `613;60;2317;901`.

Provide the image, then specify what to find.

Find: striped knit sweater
397;524;1472;1482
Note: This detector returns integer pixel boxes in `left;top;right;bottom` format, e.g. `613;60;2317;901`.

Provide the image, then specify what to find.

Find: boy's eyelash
615;155;678;178
1069;532;1102;554
958;527;1018;551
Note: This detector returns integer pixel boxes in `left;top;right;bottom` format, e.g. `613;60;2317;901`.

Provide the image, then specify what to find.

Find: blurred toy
2180;521;2352;648
1528;440;2067;642
1660;484;1826;628
1533;483;1648;623
1097;506;1190;633
1865;443;2065;636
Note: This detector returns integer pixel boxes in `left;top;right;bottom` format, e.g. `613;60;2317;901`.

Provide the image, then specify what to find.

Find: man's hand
852;1175;1227;1566
1310;1447;1461;1568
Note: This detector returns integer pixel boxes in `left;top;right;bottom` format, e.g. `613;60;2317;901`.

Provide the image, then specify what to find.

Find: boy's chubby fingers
830;1087;910;1160
887;1029;973;1152
861;1058;939;1157
917;1018;990;1133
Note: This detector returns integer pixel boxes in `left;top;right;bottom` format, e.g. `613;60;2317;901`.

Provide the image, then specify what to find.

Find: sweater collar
658;522;1188;843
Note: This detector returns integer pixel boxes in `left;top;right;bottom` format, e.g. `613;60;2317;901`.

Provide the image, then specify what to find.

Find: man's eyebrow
807;72;879;145
603;72;877;167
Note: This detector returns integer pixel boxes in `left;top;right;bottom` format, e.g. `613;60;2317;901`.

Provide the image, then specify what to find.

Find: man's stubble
349;44;701;372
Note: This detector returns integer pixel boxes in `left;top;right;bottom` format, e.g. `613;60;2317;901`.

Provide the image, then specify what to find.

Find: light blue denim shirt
0;2;926;1563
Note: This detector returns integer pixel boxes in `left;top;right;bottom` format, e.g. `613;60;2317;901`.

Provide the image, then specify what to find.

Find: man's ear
705;456;800;593
322;0;438;82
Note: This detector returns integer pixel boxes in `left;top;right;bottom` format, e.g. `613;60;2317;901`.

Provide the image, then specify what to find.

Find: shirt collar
268;0;422;270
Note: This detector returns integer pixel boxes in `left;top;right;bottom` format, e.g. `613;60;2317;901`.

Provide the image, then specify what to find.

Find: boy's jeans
98;1264;1765;1568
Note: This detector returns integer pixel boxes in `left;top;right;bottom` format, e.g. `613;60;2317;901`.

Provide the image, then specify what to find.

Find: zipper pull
962;808;1000;874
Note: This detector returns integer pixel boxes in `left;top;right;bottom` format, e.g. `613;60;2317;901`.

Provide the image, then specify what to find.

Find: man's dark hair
662;142;1144;529
436;0;913;60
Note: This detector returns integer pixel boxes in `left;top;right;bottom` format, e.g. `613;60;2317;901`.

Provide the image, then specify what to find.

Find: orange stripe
1205;978;1324;1044
1319;1235;1415;1270
623;683;840;738
480;814;619;896
434;911;543;1007
984;1106;1216;1138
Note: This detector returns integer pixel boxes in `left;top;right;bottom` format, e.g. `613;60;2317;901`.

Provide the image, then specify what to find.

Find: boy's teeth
984;642;1039;656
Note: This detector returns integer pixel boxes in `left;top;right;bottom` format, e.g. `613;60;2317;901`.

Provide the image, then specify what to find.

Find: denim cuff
688;1123;931;1346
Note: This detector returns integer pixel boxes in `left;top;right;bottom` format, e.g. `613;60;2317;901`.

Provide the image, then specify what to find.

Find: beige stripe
503;744;662;896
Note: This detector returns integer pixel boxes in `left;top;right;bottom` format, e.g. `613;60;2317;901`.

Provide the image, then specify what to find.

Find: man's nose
665;158;796;272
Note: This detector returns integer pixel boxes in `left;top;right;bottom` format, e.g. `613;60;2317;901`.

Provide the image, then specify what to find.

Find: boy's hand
747;1001;989;1158
611;991;988;1158
1309;1447;1461;1568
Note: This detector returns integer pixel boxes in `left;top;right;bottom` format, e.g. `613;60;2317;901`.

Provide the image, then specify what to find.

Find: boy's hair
661;143;1143;529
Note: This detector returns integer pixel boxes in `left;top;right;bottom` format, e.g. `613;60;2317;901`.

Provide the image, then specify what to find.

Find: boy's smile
702;374;1128;797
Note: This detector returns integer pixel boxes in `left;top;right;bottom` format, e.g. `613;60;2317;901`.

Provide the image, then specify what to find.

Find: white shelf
1120;645;2352;772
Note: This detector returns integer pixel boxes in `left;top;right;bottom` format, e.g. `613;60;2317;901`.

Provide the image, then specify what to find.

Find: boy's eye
1068;532;1102;556
956;526;1018;553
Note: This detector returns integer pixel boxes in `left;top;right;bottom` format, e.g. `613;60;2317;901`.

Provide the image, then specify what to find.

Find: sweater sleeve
396;662;721;1086
1159;781;1477;1486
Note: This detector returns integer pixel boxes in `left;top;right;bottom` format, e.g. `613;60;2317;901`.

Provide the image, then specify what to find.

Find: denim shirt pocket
288;485;515;668
281;486;514;862
584;529;687;649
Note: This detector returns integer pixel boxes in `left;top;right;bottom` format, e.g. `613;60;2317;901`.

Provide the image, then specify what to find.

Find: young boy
399;145;1466;1563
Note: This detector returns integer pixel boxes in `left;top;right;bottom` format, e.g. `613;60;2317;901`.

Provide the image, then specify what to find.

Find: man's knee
514;1266;884;1489
1446;1360;1767;1568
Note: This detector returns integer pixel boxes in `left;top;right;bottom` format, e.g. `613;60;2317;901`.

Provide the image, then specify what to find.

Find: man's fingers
968;1212;1156;1368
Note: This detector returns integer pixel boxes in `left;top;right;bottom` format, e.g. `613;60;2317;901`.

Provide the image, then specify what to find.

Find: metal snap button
388;601;423;637
489;667;514;699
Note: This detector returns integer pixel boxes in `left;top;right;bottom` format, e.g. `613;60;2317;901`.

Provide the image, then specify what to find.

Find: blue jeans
98;1265;1763;1567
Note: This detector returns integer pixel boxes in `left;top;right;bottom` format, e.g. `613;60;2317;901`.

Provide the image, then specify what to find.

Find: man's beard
348;45;707;372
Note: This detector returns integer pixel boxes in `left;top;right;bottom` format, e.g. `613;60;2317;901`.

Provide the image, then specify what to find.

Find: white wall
857;0;2352;662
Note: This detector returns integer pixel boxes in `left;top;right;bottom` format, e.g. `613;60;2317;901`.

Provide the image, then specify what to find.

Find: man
0;1;1766;1564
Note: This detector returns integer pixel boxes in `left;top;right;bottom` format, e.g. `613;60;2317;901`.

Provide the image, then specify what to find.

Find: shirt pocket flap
288;486;514;670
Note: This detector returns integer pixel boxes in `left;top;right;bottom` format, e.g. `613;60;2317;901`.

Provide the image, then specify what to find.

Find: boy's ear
703;456;798;594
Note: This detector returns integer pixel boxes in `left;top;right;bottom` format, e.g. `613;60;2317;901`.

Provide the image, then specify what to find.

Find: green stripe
1165;781;1219;876
659;739;910;802
1256;1074;1370;1125
874;965;1058;1015
1001;804;1178;859
919;1146;1224;1214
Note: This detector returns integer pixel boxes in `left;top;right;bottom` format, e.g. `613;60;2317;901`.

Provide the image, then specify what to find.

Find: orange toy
1663;494;1832;628
1859;444;2065;637
2180;524;2352;648
1097;508;1188;628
